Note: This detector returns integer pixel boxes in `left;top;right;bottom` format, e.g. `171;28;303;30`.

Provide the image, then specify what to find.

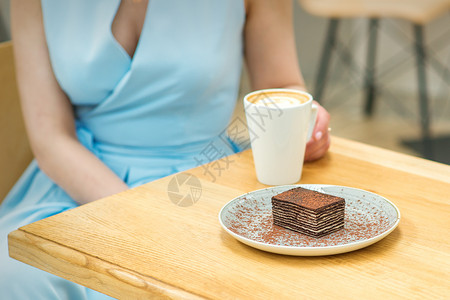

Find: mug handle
307;103;319;141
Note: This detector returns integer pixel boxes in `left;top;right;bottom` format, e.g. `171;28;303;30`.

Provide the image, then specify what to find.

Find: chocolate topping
272;187;345;210
271;187;345;238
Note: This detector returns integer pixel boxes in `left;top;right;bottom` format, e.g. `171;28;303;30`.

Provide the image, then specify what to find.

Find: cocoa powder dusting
273;187;344;210
225;196;392;247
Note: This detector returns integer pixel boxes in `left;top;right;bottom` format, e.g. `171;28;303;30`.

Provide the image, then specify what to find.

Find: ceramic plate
219;184;400;256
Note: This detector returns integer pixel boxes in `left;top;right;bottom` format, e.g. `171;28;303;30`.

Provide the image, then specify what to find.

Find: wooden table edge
331;136;450;183
8;229;206;300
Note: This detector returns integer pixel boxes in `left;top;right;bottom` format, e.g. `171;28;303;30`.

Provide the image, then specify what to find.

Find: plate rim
218;184;401;255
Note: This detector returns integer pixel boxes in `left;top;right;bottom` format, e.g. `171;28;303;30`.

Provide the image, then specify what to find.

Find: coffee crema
246;91;310;108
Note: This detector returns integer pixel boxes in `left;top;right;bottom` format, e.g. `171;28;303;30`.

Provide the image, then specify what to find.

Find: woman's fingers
304;102;331;162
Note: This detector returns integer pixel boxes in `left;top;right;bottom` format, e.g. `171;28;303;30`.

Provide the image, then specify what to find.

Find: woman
0;0;330;298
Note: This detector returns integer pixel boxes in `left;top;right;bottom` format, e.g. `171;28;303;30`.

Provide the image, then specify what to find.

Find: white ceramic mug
244;89;318;185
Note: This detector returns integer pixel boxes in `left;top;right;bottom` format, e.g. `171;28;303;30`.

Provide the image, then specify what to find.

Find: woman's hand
243;0;331;162
304;101;331;162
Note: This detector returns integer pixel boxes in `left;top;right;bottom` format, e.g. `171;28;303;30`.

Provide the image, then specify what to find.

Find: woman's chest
111;0;149;59
41;0;245;104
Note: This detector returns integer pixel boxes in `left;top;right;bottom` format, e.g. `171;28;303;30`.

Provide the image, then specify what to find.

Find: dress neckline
109;0;151;63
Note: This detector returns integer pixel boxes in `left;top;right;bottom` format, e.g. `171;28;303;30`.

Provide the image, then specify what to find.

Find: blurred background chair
0;0;11;42
0;41;33;203
298;0;450;159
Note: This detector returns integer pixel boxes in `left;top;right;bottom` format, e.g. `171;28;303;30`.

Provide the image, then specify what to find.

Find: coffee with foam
243;88;318;185
246;91;310;108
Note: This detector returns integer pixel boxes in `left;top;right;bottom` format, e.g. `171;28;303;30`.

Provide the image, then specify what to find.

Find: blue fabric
0;0;245;299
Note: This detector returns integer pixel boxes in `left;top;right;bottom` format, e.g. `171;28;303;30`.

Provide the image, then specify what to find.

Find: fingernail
315;131;323;141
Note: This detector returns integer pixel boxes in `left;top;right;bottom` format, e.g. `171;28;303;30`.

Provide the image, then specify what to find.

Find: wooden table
8;137;450;299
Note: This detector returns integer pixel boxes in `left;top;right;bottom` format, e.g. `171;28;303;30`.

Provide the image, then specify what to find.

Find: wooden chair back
0;41;33;202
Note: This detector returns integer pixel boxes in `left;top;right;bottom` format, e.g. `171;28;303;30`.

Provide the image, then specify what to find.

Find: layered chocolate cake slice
272;187;345;238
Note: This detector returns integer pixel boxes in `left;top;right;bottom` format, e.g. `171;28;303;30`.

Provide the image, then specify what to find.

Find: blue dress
0;0;245;299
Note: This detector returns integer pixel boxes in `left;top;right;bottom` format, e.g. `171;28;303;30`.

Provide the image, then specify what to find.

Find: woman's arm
244;0;330;161
11;0;128;204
